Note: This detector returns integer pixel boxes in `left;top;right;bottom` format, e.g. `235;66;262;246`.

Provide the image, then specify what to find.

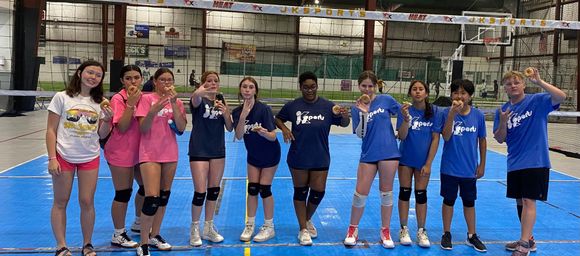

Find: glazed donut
359;94;371;104
332;105;341;115
524;67;534;77
100;98;110;109
127;86;138;95
402;101;411;106
251;126;262;132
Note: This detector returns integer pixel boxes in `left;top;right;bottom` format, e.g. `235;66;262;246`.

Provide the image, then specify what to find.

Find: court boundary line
0;154;46;174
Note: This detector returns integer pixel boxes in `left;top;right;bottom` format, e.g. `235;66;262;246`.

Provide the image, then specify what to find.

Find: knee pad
380;190;394;206
398;187;412;202
352;191;368;208
462;199;475;208
308;189;325;205
259;184;272;199
142;196;160;216
137;185;145;196
293;186;309;201
247;182;260;196
192;192;206;206
443;197;456;207
159;190;171;206
114;188;133;203
415;189;427;204
206;187;221;201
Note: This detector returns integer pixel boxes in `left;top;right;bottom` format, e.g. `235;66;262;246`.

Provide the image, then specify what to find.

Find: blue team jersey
232;101;281;168
396;105;440;169
351;94;401;162
188;97;226;158
276;97;343;169
493;93;559;172
436;107;486;178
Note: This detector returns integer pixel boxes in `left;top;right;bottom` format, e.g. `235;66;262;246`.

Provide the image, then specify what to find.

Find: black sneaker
136;244;150;256
441;232;452;250
466;233;487;252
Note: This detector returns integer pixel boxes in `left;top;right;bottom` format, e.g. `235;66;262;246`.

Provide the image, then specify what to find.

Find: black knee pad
247;182;260;196
462;199;475;208
308;189;325;205
114;188;133;203
159;190;171;206
137;185;145;196
398;187;412;202
293;186;309;201
415;189;427;204
206;187;220;201
259;184;272;198
443;197;456;207
192;192;206;206
142;196;160;216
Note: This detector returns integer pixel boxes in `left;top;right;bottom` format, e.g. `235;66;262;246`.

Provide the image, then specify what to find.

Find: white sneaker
306;220;318;238
202;221;224;243
130;220;141;233
343;225;358;246
416;228;431;248
149;234;172;250
240;223;255;242
136;244;150;256
111;231;139;248
298;228;313;246
380;227;395;249
399;226;412;246
253;225;275;242
190;222;202;247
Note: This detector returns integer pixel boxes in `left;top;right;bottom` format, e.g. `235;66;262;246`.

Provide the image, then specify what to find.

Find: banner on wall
340;80;352;91
164;46;189;58
126;44;149;57
159;62;175;68
222;42;256;63
127;24;150;38
164;27;181;39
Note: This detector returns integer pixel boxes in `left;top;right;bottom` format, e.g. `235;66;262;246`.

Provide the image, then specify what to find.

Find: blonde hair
501;70;525;84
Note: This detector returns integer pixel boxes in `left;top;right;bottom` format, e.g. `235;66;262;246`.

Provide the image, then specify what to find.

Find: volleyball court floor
1;132;579;255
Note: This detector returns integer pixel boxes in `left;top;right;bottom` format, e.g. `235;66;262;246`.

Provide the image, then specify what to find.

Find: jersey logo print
367;107;385;122
296;111;324;125
507;110;532;129
410;116;433;130
452;121;476;136
244;121;262;134
203;104;223;119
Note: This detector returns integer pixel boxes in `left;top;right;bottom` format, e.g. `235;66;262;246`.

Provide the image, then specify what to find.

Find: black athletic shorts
506;168;550;201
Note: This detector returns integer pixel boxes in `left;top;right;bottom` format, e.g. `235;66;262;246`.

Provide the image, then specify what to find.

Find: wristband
48;156;57;160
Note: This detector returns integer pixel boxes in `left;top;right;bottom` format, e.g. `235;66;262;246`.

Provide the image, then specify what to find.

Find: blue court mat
0;132;579;255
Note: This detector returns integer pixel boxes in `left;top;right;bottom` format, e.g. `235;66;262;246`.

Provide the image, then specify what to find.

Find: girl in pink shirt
134;68;187;256
103;64;144;249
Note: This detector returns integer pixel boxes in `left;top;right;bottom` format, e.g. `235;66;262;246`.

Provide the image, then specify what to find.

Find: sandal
82;243;97;256
55;247;71;256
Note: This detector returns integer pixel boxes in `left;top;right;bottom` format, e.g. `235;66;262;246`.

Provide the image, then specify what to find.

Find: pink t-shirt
135;93;186;163
104;89;141;167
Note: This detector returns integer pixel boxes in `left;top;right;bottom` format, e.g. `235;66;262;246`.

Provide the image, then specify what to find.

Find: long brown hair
408;80;434;119
238;77;259;102
65;60;105;103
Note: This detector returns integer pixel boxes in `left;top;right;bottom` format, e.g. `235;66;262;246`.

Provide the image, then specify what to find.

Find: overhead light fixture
314;0;320;4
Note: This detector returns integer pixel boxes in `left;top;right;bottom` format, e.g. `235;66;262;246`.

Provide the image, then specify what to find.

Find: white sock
264;218;274;227
246;216;256;225
114;228;125;235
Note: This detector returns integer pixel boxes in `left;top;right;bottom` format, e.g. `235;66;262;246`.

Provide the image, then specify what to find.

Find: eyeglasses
302;85;318;92
158;78;174;84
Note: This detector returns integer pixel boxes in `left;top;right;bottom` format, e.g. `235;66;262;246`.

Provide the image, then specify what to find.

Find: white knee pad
352;191;368;208
380;190;393;206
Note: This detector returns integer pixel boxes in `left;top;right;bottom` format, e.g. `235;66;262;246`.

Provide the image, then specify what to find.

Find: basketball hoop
483;37;500;53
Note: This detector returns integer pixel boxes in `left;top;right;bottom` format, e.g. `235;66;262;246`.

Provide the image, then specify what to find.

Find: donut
359;94;371;104
524;67;534;77
100;98;110;109
332;105;341;115
402;101;411;106
251;126;262;132
127;86;138;95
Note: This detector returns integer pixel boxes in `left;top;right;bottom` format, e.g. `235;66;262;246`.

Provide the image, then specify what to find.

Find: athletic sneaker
380;227;395;249
111;231;139;248
506;237;536;252
306;220;318;238
253;225;275;242
130;220;141;233
298;228;313;246
240;223;255;242
416;228;431;248
343;225;358;246
149;234;172;250
511;240;531;256
399;226;412;246
202;221;224;243
189;222;202;247
136;244;150;256
466;233;487;252
441;232;452;250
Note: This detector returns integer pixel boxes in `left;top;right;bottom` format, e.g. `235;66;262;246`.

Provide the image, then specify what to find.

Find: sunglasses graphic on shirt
66;109;99;124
